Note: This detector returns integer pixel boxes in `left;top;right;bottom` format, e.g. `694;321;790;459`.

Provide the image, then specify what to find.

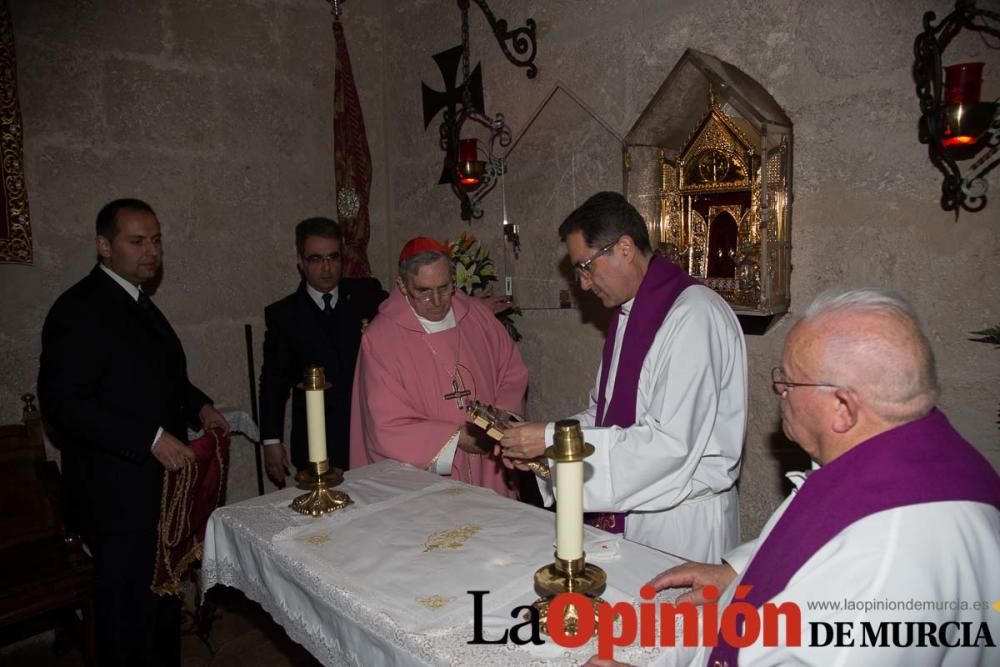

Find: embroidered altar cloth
275;479;562;632
202;461;678;665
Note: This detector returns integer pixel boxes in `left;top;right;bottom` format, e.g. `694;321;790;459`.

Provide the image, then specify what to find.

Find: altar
201;460;683;665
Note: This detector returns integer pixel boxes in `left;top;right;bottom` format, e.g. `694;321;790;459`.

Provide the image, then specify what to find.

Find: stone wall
1;0;997;538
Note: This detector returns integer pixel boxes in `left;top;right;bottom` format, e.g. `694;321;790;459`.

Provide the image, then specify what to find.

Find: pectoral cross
443;378;472;410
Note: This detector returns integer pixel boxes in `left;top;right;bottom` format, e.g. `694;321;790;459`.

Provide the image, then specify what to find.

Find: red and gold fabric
333;17;372;278
152;428;230;596
0;0;31;266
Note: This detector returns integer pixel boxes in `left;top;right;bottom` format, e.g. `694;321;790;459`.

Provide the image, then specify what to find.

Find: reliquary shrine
625;50;793;325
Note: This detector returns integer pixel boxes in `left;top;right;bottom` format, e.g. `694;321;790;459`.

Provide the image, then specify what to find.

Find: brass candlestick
531;419;606;636
532;553;608;636
290;366;352;516
290;458;352;516
294;465;344;489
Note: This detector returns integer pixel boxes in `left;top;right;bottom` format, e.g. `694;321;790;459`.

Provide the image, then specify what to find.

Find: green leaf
455;262;474;292
969;324;1000;346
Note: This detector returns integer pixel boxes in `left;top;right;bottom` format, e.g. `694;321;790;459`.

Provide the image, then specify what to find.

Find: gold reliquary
625;49;792;330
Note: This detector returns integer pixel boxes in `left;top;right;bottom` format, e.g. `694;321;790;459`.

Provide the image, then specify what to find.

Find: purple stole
708;409;1000;665
585;255;699;534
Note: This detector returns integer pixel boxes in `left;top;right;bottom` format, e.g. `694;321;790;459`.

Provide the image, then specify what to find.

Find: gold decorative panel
0;2;31;265
624;49;793;323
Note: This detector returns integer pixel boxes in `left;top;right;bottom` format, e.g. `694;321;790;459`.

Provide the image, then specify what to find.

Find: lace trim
203;554;666;665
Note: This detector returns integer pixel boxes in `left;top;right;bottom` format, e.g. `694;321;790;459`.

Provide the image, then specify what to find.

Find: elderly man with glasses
349;236;529;496
499;191;747;562
585;288;1000;667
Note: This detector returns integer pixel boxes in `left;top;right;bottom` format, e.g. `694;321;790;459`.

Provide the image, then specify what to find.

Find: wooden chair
0;394;96;665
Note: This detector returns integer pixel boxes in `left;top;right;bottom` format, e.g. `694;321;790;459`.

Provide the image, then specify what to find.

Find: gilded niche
659;88;774;309
625;49;792;322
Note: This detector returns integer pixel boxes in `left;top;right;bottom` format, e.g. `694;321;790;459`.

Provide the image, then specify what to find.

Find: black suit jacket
259;278;386;470
38;266;211;538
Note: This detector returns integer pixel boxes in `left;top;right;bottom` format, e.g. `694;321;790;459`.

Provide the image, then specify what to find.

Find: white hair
804;288;921;322
800;288;939;424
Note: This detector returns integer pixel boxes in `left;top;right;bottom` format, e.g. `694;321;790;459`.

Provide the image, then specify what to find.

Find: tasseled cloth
152;427;229;596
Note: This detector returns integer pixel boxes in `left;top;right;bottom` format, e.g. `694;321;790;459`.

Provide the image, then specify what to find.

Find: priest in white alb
349;237;529;497
499;192;747;562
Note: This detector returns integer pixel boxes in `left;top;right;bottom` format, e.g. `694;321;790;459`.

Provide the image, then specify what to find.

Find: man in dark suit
259;217;386;485
38;198;228;666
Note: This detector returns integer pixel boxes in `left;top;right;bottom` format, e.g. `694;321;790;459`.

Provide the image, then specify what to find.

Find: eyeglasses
304;253;341;266
573;239;618;279
771;367;840;397
409;284;456;303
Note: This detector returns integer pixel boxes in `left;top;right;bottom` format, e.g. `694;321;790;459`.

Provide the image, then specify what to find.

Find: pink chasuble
350;290;528;497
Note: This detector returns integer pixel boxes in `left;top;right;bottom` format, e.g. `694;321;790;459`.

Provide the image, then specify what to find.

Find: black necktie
137;291;169;337
322;293;334;314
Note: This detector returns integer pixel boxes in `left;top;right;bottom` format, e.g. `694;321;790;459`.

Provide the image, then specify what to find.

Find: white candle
305;387;328;464
555;460;584;560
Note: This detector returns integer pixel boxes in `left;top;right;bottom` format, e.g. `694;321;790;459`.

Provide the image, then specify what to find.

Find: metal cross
420;44;485;184
443;378;472;410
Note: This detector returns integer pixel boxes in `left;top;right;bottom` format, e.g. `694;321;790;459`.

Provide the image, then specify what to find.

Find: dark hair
95;198;156;241
295;217;344;256
557;191;651;253
398;250;451;280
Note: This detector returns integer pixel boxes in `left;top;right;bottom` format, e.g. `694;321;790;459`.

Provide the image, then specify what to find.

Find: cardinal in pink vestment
349;238;528;497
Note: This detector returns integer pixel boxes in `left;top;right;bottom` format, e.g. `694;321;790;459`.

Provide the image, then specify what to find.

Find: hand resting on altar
646;560;738;606
577;562;738;666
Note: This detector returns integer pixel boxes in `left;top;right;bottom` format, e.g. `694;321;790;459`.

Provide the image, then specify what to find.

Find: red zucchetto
398;236;450;264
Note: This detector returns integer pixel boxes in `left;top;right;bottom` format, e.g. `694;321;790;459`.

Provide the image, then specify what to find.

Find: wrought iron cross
420;45;485;184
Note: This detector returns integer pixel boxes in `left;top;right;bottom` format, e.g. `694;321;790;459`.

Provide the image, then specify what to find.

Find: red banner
333;19;372;277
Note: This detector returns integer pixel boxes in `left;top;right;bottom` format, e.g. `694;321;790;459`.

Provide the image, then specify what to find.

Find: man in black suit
38;198;228;666
259;217;386;485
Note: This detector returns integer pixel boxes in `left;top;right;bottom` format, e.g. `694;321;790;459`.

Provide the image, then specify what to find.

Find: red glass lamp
941;62;990;148
456;137;486;189
914;1;1000;213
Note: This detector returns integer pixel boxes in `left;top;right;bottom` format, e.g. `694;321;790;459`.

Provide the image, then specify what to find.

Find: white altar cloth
201;460;684;666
